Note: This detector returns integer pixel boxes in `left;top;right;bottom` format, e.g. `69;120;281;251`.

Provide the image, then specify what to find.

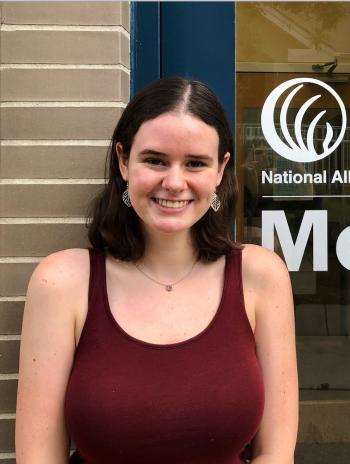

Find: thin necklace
134;258;198;292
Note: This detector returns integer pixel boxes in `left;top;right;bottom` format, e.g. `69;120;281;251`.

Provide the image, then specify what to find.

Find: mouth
152;198;192;209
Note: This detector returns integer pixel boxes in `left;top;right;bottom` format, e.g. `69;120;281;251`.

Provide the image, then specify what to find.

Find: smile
152;198;191;209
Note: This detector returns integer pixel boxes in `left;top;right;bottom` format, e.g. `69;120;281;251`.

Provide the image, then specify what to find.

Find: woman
16;77;298;463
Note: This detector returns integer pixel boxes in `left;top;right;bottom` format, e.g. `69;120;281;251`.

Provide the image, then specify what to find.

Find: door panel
236;2;350;395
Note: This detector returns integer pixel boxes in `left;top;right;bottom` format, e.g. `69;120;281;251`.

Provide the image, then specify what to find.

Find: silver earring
210;191;221;212
122;182;132;207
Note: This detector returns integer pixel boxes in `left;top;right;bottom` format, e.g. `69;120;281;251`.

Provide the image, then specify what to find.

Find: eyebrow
138;149;213;161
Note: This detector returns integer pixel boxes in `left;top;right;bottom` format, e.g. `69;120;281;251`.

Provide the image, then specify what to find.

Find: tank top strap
222;247;255;342
226;247;242;278
223;247;243;300
74;247;108;357
87;246;106;306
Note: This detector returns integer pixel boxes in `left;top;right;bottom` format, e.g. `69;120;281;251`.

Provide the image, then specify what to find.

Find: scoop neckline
102;252;230;350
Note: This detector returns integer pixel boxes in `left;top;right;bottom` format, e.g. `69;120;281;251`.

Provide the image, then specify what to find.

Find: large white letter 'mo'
262;210;328;271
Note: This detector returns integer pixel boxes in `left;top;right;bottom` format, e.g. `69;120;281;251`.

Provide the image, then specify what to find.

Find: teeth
155;199;189;208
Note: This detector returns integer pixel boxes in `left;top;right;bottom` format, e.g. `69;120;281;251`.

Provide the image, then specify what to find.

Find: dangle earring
122;182;132;207
210;191;221;212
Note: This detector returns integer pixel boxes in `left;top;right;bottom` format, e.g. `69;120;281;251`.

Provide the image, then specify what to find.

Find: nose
161;165;187;193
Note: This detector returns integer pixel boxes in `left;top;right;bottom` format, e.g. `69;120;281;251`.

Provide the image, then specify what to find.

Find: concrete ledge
0;184;103;217
0;68;129;102
0;107;122;139
1;30;129;65
0;302;23;335
0;223;89;256
0;419;15;453
0;341;19;374
295;442;350;464
0;380;17;414
299;400;350;443
0;262;37;297
1;2;125;27
0;145;107;179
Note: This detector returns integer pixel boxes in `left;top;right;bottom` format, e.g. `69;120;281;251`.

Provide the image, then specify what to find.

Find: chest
106;260;226;345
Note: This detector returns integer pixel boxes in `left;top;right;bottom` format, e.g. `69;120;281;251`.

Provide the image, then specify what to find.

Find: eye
187;160;206;168
144;158;165;166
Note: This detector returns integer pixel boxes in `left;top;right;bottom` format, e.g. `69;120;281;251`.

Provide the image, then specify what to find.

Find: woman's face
117;112;230;236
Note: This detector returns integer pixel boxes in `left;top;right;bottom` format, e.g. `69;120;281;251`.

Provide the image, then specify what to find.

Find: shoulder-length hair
87;76;240;261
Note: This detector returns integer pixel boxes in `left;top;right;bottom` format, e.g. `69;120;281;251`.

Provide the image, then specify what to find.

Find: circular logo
261;77;347;163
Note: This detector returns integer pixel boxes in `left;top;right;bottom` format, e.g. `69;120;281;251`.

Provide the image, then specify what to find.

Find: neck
140;229;198;280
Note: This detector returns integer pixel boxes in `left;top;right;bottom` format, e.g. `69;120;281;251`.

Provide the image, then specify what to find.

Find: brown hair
87;76;240;261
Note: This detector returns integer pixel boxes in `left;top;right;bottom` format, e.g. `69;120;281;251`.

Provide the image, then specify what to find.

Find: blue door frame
131;1;235;129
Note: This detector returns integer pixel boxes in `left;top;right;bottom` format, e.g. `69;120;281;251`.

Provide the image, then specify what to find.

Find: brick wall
0;2;130;461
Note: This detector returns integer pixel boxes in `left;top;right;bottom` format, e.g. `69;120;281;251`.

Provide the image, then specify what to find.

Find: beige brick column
0;2;130;461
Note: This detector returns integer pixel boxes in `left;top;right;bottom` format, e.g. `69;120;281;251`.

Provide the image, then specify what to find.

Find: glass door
236;1;350;401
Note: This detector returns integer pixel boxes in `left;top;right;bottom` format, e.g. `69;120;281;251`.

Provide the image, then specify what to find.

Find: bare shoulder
30;248;89;283
27;248;90;309
241;244;291;293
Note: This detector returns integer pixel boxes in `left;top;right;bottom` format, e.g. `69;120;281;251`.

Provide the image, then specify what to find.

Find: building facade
0;2;349;463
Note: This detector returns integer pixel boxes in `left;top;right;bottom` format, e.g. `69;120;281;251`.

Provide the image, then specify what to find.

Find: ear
216;152;230;186
116;142;129;181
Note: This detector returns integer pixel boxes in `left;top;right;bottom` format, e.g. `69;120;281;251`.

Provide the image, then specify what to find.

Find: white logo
261;78;347;163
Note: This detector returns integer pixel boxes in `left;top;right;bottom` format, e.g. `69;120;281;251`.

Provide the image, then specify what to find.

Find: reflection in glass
236;3;350;401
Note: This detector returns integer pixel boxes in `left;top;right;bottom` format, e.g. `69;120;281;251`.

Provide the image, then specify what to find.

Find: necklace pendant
165;285;173;292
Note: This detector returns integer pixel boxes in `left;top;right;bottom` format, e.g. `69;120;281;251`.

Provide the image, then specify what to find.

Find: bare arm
243;245;298;464
16;249;88;464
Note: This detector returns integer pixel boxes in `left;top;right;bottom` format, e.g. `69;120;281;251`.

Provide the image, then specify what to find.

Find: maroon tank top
65;248;264;464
